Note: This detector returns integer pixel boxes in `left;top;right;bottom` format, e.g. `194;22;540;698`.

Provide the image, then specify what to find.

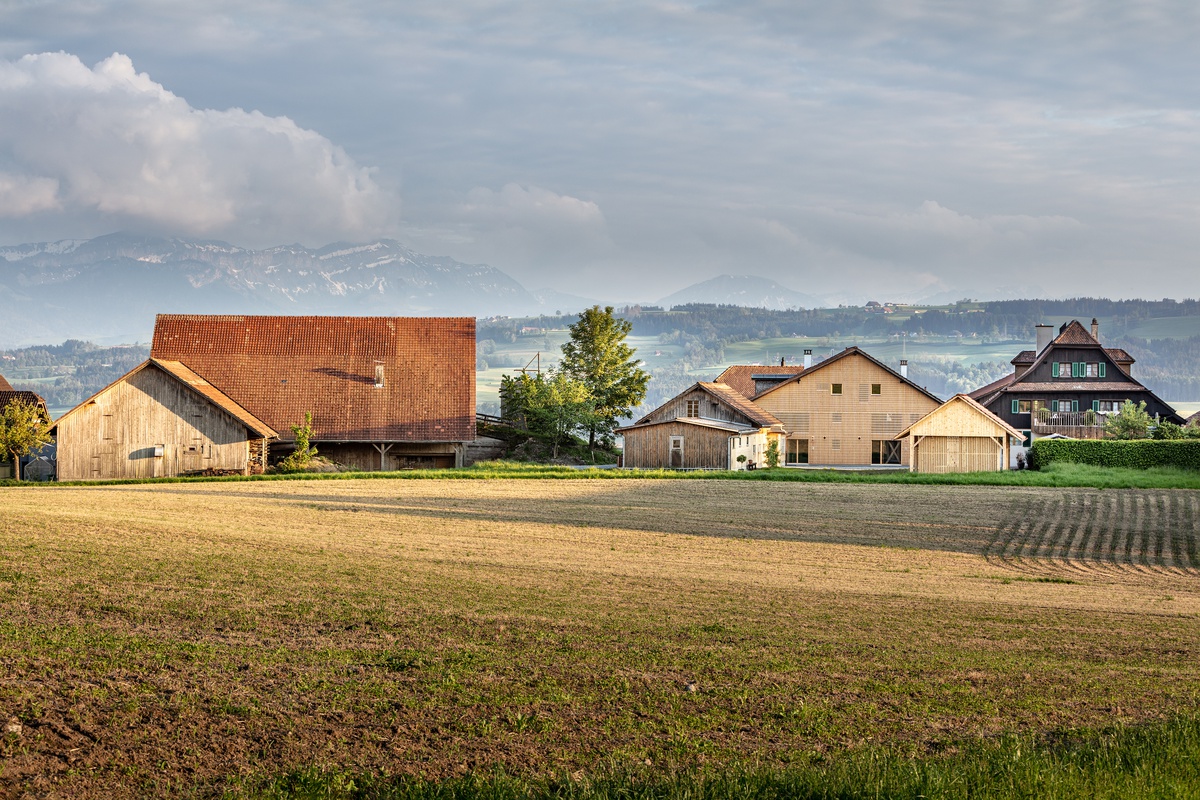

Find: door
669;436;684;468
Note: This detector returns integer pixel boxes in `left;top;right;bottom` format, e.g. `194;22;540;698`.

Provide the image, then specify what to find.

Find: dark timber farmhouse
969;319;1183;448
150;314;476;470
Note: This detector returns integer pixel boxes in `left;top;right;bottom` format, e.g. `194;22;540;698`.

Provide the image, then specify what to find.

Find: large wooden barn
52;359;277;481
752;347;942;468
895;394;1025;473
150;314;476;469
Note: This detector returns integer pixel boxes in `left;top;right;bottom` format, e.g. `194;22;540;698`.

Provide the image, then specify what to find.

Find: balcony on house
1032;409;1109;440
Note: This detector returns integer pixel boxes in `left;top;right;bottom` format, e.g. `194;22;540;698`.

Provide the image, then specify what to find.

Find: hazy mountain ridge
0;233;540;346
657;274;825;311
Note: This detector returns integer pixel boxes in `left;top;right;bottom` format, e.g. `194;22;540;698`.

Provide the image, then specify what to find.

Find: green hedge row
1030;438;1200;470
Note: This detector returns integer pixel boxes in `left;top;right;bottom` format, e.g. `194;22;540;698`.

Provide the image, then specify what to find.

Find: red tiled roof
714;365;805;398
1054;320;1101;346
699;382;784;428
0;390;48;418
1012;347;1133;365
968;372;1016;403
0;374;13;392
151;315;475;442
1004;381;1154;393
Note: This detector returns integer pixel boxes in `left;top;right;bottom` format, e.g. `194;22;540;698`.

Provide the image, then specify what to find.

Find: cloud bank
0;52;395;246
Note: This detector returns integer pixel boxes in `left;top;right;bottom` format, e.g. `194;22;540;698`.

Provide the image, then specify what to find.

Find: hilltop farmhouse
969;319;1184;453
50;315;476;481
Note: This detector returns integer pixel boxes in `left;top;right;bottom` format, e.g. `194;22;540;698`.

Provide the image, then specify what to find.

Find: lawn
1;479;1198;798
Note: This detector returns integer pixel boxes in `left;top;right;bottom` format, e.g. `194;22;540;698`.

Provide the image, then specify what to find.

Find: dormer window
375;365;385;388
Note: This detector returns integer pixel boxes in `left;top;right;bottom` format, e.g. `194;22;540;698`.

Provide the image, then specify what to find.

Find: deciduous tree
1104;400;1153;440
0;398;52;482
560;305;649;447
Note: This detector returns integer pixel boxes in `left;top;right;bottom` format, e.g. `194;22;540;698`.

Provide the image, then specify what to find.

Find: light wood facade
896;394;1024;474
753;348;941;467
620;418;766;470
618;382;783;470
54;360;276;481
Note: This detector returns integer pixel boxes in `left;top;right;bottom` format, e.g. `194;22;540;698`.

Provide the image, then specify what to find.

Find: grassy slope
1;478;1198;797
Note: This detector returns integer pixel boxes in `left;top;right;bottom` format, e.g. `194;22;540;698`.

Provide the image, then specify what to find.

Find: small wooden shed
895;394;1024;474
53;359;277;481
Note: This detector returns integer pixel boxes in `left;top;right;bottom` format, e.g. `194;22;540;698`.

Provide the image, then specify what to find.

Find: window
1096;400;1124;413
872;440;902;465
831;413;843;424
1085;363;1099;378
831;383;843;395
374;364;385;388
685;399;700;418
871;384;881;395
1010;399;1032;414
785;438;809;465
1055;362;1072;378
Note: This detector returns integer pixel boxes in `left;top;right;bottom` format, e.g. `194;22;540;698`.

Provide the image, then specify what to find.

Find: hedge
1029;438;1200;471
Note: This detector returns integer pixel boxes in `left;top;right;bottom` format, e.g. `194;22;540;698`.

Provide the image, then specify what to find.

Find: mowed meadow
2;478;1199;798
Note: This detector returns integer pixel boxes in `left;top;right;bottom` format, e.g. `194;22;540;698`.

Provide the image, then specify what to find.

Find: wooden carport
895;394;1025;474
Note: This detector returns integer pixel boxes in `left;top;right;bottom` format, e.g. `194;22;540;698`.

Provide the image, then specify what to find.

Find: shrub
1029;438;1200;471
276;412;318;472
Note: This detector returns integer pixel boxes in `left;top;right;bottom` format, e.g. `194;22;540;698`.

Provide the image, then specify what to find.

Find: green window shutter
1072;400;1079;412
1093;400;1100;412
1052;400;1059;412
1099;362;1106;378
1052;362;1059;378
1072;362;1079;378
1012;399;1019;414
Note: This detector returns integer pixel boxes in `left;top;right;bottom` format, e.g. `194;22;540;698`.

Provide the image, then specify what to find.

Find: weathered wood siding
56;366;254;481
912;436;1005;473
621;422;734;469
315;442;460;471
644;388;755;426
755;356;939;466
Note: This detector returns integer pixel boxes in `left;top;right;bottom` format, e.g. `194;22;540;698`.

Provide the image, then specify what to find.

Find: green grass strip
5;460;1200;490
233;715;1200;799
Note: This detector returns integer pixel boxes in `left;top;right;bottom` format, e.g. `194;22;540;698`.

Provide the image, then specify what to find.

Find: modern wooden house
150;314;476;469
752;347;942;467
52;359;277;481
618;382;785;469
0;375;51;480
895;394;1024;473
969;319;1183;454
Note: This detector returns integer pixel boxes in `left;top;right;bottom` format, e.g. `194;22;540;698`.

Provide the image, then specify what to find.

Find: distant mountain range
0;233;541;346
1;232;1027;347
657;274;825;311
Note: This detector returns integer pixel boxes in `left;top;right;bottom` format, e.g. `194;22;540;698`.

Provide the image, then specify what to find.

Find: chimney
803;349;812;369
900;359;908;379
780;356;786;367
1035;324;1054;354
1091;317;1099;340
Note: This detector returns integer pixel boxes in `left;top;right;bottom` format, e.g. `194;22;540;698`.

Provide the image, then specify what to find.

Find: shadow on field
138;481;1200;576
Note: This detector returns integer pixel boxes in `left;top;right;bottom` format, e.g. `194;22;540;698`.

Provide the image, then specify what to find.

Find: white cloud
0;52;395;245
462;183;605;228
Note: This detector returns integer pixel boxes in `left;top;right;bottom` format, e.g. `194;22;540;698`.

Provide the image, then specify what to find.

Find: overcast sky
1;1;1198;303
